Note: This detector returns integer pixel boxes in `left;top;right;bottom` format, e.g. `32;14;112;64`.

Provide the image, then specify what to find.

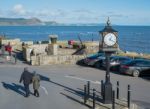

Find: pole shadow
77;88;103;103
49;80;84;97
64;88;84;98
38;74;50;82
60;92;92;108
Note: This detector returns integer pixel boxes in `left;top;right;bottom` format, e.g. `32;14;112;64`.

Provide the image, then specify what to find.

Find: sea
0;26;150;54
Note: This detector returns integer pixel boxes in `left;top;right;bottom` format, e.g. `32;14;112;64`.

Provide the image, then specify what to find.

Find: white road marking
65;75;101;84
133;104;135;109
40;85;48;95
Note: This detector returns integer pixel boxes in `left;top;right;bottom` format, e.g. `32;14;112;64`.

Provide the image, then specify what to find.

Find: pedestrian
19;67;32;97
1;44;5;56
32;71;40;97
6;42;12;56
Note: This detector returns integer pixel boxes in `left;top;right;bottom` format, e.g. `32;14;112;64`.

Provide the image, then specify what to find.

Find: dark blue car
84;52;105;67
120;59;150;77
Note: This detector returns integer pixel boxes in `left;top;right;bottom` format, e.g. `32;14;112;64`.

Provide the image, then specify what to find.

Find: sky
0;0;150;25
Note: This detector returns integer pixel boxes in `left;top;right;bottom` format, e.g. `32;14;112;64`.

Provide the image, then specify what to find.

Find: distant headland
0;17;105;26
0;17;52;26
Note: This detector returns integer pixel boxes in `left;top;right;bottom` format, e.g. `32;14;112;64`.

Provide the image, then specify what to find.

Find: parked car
102;56;132;71
84;52;105;67
119;59;150;77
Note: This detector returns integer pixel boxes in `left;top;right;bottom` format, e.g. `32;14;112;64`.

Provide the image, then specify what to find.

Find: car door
141;61;150;70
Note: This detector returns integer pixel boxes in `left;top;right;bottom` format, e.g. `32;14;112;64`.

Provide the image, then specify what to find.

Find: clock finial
106;17;111;27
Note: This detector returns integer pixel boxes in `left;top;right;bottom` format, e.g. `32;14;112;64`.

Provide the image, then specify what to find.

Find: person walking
19;67;32;97
32;71;40;97
14;53;17;64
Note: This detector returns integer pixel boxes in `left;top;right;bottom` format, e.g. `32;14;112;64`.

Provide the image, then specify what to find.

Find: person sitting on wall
45;46;48;53
30;49;35;56
22;42;25;47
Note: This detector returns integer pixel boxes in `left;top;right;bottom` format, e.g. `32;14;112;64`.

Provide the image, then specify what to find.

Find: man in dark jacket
19;67;32;97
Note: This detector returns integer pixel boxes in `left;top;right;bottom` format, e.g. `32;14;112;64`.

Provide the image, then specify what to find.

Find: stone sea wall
31;55;85;65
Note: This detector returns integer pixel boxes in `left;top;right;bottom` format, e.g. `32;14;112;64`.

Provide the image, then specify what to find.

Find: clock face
104;33;116;46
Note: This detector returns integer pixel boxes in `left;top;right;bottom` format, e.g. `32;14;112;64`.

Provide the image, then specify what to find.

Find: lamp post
99;17;118;104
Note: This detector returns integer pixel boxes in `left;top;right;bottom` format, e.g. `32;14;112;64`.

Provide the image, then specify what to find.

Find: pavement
0;56;150;109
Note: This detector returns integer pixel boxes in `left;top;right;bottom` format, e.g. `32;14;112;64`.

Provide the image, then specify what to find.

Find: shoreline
1;36;150;59
1;26;150;54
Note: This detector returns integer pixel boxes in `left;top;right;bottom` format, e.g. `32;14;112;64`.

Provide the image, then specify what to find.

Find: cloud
100;11;128;18
12;4;26;15
2;6;149;25
0;9;2;17
59;9;99;23
73;9;93;14
25;9;68;22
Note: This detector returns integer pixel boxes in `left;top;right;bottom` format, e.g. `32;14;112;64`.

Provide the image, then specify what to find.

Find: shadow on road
141;75;150;81
49;80;84;97
1;82;25;96
60;92;92;108
38;74;84;97
133;100;150;109
49;79;103;108
39;74;50;82
76;59;89;67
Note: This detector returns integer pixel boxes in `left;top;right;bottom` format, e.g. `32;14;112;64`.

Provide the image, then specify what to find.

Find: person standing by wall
1;44;5;56
19;67;32;97
6;42;12;56
32;71;40;97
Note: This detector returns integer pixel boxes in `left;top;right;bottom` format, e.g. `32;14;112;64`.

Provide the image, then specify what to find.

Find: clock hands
104;33;116;46
109;36;115;43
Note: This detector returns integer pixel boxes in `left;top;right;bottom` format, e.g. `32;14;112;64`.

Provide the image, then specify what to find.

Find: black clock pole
105;52;111;83
103;52;112;104
99;17;118;104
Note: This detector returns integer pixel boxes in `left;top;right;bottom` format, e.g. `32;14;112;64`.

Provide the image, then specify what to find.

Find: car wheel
132;70;140;77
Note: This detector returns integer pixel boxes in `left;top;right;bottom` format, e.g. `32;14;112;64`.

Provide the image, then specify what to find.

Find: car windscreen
121;60;134;65
88;53;104;59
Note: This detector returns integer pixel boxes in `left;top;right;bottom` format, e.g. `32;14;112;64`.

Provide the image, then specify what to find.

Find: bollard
87;81;90;97
112;90;115;109
15;54;17;64
101;80;104;97
127;85;131;109
84;85;87;104
117;81;119;99
93;89;96;109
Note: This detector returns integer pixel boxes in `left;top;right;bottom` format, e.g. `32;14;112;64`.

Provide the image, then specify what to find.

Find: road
0;64;150;109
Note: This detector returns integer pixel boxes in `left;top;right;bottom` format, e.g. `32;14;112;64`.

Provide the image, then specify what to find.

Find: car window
135;62;142;66
110;58;117;62
147;61;150;65
142;61;150;66
135;60;148;66
128;61;136;65
119;58;127;61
